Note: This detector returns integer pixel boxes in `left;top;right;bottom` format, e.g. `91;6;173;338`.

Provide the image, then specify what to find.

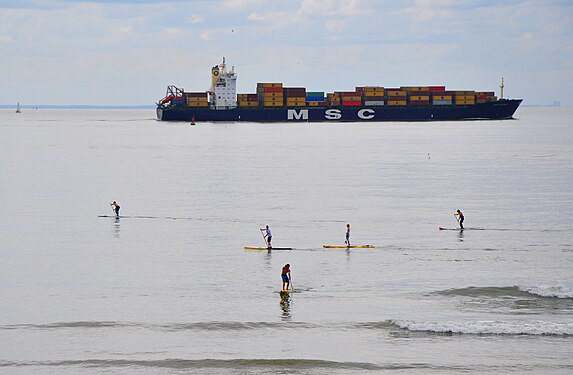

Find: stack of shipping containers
257;83;283;107
360;86;385;106
476;92;497;104
306;92;325;106
237;93;259;107
339;91;362;106
429;86;452;106
185;92;209;107
401;86;430;106
386;89;407;106
326;92;341;106
283;87;306;107
454;91;476;105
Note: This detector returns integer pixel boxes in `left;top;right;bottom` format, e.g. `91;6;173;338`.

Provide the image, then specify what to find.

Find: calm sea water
0;107;572;374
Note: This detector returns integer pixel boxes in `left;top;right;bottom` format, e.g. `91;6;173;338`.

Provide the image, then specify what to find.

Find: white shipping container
433;100;452;105
364;101;385;106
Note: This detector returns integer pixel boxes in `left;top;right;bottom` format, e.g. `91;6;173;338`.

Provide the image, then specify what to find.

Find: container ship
156;58;522;122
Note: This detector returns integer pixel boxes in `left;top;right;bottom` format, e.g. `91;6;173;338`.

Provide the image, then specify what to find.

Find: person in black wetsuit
456;209;464;229
111;201;120;218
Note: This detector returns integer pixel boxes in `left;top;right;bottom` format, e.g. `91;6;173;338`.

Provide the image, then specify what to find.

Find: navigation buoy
190;115;196;126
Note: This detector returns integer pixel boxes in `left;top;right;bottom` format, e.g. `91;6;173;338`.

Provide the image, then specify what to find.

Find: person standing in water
261;225;272;248
345;223;351;247
110;201;120;218
455;209;464;229
281;264;291;291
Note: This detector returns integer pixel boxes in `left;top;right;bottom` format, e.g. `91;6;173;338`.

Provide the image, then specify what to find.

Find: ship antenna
500;77;505;99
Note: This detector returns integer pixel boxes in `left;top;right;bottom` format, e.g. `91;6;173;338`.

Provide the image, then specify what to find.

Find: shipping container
364;100;385;106
387;100;407;106
401;86;429;92
188;101;209;107
187;97;209;103
409;95;430;101
429;86;446;92
454;90;475;95
238;101;259;107
409;100;430;106
262;101;283;107
386;90;407;97
342;100;361;106
432;95;453;101
455;99;475;105
257;83;283;88
362;91;384;97
184;92;208;98
433;100;452;105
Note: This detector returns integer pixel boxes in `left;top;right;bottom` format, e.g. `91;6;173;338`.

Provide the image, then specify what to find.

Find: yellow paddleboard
322;245;375;248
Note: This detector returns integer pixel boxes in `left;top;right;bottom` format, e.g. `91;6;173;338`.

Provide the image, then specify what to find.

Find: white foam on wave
519;285;573;299
393;319;573;336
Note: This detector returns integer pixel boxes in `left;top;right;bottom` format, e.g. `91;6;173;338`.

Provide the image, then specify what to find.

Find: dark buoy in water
190;115;196;126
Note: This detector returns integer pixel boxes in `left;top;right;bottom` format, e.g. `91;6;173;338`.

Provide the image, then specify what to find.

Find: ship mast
500;77;505;99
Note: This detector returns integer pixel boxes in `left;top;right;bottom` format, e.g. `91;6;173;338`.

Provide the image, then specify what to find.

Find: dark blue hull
157;99;522;122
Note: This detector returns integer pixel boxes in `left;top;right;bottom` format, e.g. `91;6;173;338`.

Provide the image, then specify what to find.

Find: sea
0;107;571;374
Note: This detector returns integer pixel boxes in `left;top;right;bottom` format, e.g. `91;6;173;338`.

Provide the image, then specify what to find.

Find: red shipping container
342;100;361;106
263;87;283;93
429;86;446;92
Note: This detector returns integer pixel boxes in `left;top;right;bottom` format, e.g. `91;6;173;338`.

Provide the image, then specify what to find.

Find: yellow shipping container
238;101;259;107
455;99;476;105
262;93;283;99
455;91;475;95
307;101;320;106
455;95;475;100
387;100;407;106
401;86;429;91
340;96;361;101
187;97;208;103
363;91;385;97
409;95;430;101
387;91;407;97
263;102;283;107
363;86;385;92
432;95;452;101
188;101;209;107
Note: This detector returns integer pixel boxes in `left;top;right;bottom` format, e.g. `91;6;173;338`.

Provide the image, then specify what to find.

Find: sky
1;0;572;106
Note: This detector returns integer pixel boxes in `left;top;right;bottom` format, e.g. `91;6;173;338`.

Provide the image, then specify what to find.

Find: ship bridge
211;58;237;109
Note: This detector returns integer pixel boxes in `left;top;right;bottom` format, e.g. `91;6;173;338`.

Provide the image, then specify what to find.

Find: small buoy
190;115;196;126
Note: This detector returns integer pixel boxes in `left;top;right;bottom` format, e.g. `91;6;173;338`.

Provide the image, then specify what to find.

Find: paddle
260;228;267;247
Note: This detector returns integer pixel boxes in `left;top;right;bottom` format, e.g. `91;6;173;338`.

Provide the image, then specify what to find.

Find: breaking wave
391;319;573;336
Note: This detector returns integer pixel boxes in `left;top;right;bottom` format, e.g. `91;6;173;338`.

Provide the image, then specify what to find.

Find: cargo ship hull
157;99;522;122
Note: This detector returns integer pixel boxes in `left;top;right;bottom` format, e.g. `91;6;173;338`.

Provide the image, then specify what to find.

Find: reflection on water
457;230;464;241
280;294;291;321
113;218;120;238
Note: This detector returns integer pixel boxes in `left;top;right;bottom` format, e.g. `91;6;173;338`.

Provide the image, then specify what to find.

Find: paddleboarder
110;201;120;218
281;264;291;291
345;223;351;247
261;225;272;248
455;209;464;229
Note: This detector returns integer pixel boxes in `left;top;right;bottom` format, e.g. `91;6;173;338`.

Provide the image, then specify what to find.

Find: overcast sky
1;0;571;106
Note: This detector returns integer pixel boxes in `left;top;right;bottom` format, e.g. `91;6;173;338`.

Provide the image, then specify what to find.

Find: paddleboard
279;290;291;297
322;245;375;249
244;246;293;251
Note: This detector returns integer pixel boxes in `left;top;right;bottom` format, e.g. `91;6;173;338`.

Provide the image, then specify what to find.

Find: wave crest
392;319;573;336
